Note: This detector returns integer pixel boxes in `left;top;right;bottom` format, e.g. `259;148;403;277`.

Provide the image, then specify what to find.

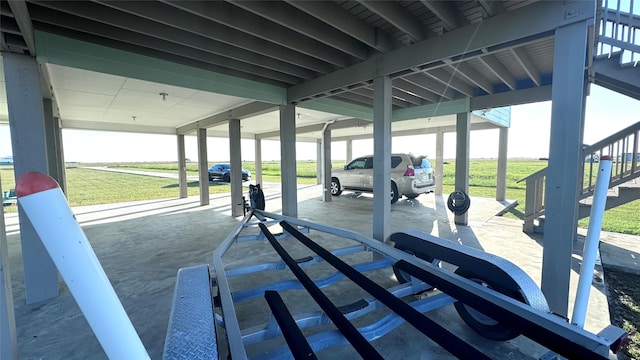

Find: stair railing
581;121;640;197
521;121;640;233
521;167;547;233
597;0;640;65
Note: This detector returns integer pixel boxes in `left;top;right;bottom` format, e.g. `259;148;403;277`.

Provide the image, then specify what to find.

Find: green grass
604;265;640;360
3;160;640;235
1;166;232;210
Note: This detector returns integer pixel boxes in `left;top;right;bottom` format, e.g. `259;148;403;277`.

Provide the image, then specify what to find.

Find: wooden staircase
591;0;639;98
522;122;640;233
520;0;640;233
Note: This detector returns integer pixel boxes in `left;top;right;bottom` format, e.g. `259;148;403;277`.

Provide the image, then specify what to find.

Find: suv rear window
411;155;432;169
391;156;402;168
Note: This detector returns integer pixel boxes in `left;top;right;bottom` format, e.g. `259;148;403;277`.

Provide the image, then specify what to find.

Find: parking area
4;184;635;359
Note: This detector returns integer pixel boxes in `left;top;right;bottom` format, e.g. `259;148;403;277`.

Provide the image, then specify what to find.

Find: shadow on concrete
522;230;610;297
598;237;640;275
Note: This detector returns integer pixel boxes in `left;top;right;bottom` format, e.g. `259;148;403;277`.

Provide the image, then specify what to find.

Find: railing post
632;130;638;172
523;176;536;233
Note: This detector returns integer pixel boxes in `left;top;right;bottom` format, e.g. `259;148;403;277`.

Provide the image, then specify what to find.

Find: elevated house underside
1;1;639;349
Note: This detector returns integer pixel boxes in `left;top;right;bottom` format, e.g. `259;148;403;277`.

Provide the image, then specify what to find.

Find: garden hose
447;191;471;216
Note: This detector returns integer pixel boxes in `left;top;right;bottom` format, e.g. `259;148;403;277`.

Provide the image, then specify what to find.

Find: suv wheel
330;177;342;196
390;182;399;204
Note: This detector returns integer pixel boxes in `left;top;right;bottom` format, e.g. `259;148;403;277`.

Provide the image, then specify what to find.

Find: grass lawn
3;159;640;235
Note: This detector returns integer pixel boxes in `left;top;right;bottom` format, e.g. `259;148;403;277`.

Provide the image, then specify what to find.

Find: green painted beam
300;97;487;124
392;98;470;121
472;107;511;127
298;98;373;121
34;31;286;105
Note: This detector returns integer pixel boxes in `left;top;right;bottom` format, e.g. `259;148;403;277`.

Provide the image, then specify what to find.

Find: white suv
330;154;436;203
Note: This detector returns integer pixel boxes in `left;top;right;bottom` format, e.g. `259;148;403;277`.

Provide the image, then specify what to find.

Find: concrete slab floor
3;184;637;359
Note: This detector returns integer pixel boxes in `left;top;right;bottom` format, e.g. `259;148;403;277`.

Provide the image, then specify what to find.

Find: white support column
316;139;322;185
455;111;470;226
435;131;444;196
346;139;353;163
280;104;298;217
254;137;263;185
177;134;187;198
372;75;392;243
3;53;58;303
0;176;17;360
496;127;509;201
229;119;244;217
322;128;332;202
542;20;590;317
197;128;210;206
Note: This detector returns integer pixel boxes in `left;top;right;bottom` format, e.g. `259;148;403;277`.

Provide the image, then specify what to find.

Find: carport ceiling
0;1;596;139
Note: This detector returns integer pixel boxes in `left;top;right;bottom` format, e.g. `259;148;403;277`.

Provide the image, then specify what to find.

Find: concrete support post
455;111;470;226
197;128;210;206
496;127;509;201
372;75;392;243
316;140;322;185
280;104;298;217
255;137;263;185
435;131;444;196
177;134;188;198
542;20;589;317
346;139;353;163
229;119;244;217
322;128;332;202
0;176;17;360
3;53;58;303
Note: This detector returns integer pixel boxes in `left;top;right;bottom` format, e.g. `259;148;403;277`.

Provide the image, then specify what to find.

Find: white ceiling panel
121;78;199;98
163;104;224;122
102;108;182;126
179;92;248;110
47;64;126;95
54;89;115;111
110;88;186;112
58;108;106;122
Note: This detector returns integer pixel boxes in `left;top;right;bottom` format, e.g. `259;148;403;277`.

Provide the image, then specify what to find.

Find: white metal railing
597;0;640;66
521;122;640;233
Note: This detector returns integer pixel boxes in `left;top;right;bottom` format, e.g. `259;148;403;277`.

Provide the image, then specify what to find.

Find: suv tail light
403;165;415;177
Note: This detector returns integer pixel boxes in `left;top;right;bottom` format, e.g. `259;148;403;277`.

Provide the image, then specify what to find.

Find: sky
0;85;638;163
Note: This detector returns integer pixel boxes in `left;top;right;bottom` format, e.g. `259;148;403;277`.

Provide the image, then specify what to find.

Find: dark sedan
208;164;251;182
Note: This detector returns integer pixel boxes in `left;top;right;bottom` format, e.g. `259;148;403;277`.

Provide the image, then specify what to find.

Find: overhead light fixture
131;116;137;121
159;92;168;101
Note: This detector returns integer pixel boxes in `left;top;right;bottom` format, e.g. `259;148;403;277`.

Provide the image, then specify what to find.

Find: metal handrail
521;121;640;232
597;0;639;65
520;0;639;232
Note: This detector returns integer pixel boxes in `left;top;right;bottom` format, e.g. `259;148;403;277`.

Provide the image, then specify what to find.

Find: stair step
619;178;640;188
595;50;623;60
